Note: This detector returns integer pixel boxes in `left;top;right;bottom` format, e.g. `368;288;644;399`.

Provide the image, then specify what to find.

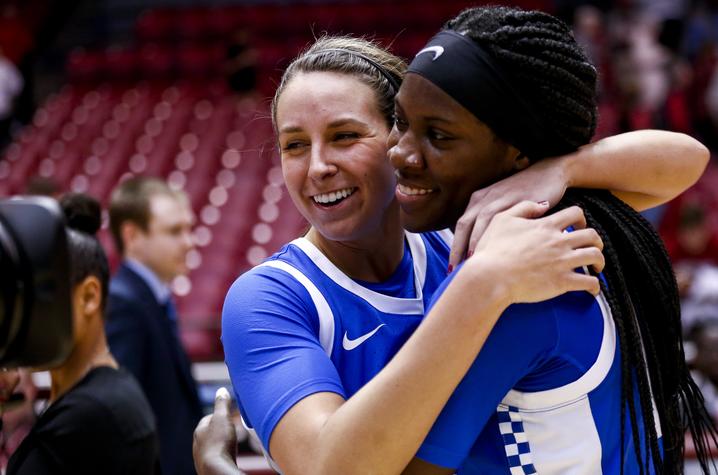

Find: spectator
661;196;718;329
107;176;201;475
0;47;22;146
688;318;718;421
224;29;257;93
6;193;160;475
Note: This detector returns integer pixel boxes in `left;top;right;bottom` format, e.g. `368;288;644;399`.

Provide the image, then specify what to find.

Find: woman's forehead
276;72;383;126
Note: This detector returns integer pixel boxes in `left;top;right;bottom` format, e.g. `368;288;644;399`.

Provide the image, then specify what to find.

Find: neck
306;204;406;283
49;332;117;403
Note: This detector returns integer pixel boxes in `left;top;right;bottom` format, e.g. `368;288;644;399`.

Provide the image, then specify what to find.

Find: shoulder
225;258;316;309
223;254;324;337
44;368;156;440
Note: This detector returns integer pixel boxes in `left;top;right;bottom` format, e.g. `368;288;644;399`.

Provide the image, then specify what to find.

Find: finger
563;273;601;296
214;387;232;416
450;213;475;270
502;200;550;219
566;247;606;274
564;228;604;251
466;215;491;260
194;415;211;436
546;206;586;230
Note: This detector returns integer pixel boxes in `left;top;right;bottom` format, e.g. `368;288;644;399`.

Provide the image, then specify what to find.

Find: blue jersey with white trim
417;265;662;474
221;230;451;454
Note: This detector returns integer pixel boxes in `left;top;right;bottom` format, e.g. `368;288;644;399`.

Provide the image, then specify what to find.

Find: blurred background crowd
0;0;717;471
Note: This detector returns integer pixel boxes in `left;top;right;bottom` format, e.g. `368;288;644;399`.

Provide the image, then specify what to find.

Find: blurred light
262;184;283;204
129;154;147;173
194;100;213;120
84;156;102;176
154;101;172;120
258;202;279;223
209;186;228;207
221;149;241;169
186;249;202;270
267;166;284;186
193;226;213;247
247;245;267;266
216;169;236;188
71;175;89;192
252;223;272;244
201;205;221;226
180;133;199;152
172;275;192;297
226;131;245;149
168;170;186;190
39;159;55;177
176;151;194;171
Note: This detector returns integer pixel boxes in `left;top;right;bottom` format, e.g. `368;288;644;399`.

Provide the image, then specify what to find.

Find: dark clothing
107;263;202;475
7;366;159;475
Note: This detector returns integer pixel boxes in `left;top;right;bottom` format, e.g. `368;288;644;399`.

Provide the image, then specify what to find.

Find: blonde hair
271;36;407;131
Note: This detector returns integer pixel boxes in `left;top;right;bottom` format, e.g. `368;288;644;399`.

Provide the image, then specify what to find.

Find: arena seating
0;0;554;364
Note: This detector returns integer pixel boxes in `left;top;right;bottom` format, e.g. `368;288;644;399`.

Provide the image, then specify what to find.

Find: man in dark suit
107;177;202;475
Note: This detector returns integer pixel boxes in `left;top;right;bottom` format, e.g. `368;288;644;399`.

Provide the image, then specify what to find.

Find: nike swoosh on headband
416;46;444;61
342;324;386;351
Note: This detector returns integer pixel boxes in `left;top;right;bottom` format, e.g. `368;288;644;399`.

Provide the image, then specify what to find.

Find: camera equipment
0;197;72;368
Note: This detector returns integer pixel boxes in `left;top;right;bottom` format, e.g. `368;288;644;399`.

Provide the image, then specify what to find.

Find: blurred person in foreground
107;176;201;475
5;193;159;475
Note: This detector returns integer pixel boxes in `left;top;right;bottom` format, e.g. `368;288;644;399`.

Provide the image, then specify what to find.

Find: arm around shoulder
564;130;709;210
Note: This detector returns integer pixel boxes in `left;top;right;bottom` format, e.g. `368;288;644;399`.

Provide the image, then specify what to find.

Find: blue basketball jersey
223;228;660;474
221;230;452;461
417;265;662;474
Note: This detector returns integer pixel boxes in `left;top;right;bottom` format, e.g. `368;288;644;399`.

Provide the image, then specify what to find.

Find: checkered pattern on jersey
497;405;537;475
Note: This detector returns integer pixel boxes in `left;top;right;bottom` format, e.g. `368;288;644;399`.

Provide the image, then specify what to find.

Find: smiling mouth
312;187;357;206
397;183;435;196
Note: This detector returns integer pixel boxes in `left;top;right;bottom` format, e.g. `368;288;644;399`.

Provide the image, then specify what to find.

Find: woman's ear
76;275;102;318
513;152;531;172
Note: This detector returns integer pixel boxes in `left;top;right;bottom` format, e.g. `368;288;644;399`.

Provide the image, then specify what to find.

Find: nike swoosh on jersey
415;46;444;61
342;324;386;351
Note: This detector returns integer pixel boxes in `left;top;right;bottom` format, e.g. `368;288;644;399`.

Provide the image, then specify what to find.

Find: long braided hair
446;6;717;474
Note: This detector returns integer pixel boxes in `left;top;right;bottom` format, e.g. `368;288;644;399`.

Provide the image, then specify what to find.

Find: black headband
306;48;401;94
408;30;557;159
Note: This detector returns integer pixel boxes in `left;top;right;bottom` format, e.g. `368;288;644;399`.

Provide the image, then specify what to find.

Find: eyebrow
279;118;368;134
394;97;454;124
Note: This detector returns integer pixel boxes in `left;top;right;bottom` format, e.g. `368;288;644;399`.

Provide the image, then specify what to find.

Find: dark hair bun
60;193;102;236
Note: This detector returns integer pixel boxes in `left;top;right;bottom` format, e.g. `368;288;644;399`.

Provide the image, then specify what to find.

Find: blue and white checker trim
497;405;537;475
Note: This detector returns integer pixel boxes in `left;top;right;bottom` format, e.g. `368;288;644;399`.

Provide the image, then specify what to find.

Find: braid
445;6;598;158
446;5;717;471
556;189;718;474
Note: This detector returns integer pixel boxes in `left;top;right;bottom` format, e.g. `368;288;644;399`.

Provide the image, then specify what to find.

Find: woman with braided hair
196;27;713;475
389;5;717;475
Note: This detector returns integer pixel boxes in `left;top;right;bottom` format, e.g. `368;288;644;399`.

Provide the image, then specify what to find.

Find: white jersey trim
240;418;284;474
259;260;335;356
290;232;427;315
502;290;616;409
436;228;454;247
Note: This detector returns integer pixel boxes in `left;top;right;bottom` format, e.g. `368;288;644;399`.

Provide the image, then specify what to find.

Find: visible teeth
398;183;434;196
313;187;355;204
